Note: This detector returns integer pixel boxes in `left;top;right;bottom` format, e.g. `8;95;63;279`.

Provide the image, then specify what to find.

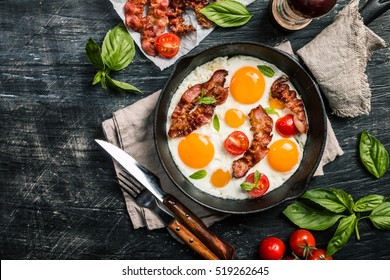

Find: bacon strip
168;70;228;138
167;0;196;36
271;76;308;134
232;105;273;179
124;0;169;56
168;0;214;36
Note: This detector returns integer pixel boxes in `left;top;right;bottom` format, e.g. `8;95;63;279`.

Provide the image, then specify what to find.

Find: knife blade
117;175;219;260
96;139;235;260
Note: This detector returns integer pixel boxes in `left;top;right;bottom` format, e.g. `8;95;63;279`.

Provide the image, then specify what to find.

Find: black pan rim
153;41;327;214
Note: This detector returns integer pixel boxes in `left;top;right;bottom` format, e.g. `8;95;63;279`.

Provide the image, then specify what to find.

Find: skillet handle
359;0;390;25
163;194;236;260
168;219;219;260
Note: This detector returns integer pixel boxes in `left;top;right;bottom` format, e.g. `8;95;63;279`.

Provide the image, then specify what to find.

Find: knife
117;174;219;260
96;139;235;260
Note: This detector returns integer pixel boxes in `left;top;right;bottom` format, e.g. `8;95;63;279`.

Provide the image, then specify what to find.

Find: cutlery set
95;139;235;260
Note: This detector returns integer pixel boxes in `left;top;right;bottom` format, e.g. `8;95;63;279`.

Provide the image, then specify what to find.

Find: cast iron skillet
154;42;327;214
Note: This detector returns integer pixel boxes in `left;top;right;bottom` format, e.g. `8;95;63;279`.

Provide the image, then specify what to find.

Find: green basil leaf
353;195;387;212
301;188;347;213
264;107;279;116
369;202;390;230
283;201;344;230
189;170;207;179
253;170;260;184
213;115;220;131
257;65;275;78
200;0;253;28
199;96;217;105
92;70;103;85
100;71;107;89
359;130;389;179
86;37;104;70
240;182;254;191
330;188;355;213
102;24;135;71
326;214;356;256
105;75;142;93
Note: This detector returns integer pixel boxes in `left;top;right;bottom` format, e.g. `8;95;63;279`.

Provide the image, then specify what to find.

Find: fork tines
117;171;144;198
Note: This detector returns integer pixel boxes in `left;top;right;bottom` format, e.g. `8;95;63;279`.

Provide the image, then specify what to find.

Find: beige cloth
102;39;344;229
297;0;386;117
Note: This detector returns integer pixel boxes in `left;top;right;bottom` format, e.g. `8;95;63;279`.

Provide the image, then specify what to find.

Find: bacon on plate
124;0;169;56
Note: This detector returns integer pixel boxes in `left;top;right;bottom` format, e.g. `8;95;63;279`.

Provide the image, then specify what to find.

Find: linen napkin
102;41;344;230
297;0;386;117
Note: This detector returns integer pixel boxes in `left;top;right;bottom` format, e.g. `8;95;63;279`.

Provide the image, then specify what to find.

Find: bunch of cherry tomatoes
258;229;333;260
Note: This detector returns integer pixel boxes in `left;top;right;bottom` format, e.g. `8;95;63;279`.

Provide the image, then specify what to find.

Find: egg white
166;56;307;200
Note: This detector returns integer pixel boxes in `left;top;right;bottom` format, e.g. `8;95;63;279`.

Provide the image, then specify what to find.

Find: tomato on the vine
258;237;286;260
308;249;333;260
240;171;270;197
289;229;316;258
224;131;249;155
275;114;298;137
155;33;180;58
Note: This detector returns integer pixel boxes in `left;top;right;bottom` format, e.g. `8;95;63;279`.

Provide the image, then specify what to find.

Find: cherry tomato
241;171;270;197
308;248;333;260
275;114;298;137
258;237;286;260
224;131;249;155
289;229;316;258
155;33;180;58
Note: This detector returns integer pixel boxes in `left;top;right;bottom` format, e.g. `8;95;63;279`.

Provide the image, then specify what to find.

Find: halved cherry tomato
308;248;333;260
155;33;180;58
241;171;270;197
258;237;286;260
275;114;298;137
289;229;316;258
224;131;249;155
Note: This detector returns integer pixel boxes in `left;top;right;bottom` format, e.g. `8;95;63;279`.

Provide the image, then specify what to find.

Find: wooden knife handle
168;219;219;260
164;194;235;260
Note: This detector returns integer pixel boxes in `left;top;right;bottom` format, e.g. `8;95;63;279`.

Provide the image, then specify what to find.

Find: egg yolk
210;169;231;188
225;108;246;128
269;96;285;110
230;66;265;104
178;133;214;169
267;139;299;172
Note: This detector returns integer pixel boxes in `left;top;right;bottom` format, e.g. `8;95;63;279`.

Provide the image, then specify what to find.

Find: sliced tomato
155;33;180;58
224;131;249;155
275;114;298;137
240;171;270;197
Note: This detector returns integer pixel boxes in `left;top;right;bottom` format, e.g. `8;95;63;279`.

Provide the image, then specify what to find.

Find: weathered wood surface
1;0;389;260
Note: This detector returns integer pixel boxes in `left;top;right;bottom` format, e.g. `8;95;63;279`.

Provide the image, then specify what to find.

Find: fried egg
166;56;307;200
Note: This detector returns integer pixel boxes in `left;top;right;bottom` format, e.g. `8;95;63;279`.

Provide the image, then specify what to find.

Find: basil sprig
264;107;279;117
189;170;207;179
213;115;220;131
283;188;390;257
359;130;389;178
200;0;253;28
240;170;260;191
257;65;275;78
198;89;217;105
86;24;141;93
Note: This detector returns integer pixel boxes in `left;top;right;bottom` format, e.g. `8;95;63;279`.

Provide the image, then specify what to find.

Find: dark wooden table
1;0;389;260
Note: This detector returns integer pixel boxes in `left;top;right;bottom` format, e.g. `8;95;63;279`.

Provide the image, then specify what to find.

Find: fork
117;172;219;260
